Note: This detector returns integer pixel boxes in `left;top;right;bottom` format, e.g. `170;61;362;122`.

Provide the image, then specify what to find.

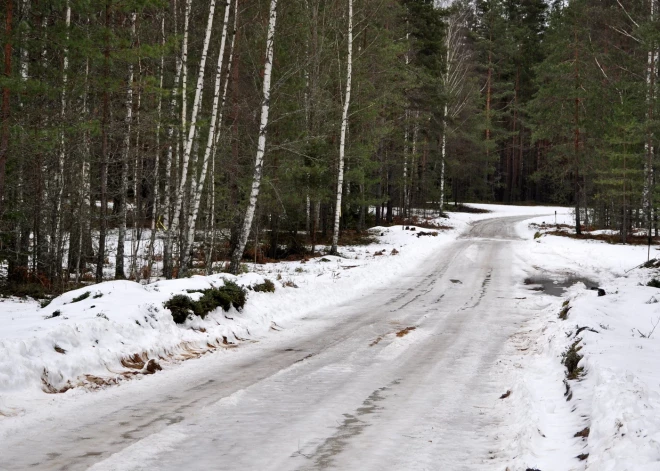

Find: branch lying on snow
636;317;660;339
575;325;599;337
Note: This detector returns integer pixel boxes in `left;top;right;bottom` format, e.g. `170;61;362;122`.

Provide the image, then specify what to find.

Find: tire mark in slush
460;269;492;311
296;379;401;470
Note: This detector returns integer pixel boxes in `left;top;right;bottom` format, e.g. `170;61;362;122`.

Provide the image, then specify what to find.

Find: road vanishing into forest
0;216;543;471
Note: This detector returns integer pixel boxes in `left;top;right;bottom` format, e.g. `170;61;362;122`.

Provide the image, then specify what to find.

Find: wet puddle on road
524;276;598;296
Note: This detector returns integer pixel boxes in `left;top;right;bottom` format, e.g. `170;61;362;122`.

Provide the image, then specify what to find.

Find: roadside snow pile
503;215;660;470
0;274;270;397
562;281;660;469
0;222;469;403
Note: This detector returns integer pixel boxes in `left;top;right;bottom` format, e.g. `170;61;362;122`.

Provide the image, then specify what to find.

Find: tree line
0;0;658;292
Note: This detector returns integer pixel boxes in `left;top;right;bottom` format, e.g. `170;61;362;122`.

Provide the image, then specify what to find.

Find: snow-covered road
1;215;542;471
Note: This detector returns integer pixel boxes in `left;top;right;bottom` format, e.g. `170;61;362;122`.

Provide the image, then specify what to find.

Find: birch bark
206;0;239;273
330;0;353;255
148;16;166;282
643;0;657;232
115;12;136;279
168;0;218;276
229;0;279;274
163;0;182;279
54;1;71;277
180;0;232;275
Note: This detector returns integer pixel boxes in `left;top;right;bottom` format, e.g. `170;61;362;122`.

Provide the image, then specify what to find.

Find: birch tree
166;0;218;277
115;12;137;279
229;0;279;274
330;0;353;255
180;0;233;275
439;6;472;213
54;1;71;276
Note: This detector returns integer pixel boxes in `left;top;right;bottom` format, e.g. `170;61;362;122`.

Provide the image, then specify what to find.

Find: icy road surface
1;216;541;471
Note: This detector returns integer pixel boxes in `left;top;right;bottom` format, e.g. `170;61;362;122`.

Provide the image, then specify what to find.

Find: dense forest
0;0;658;292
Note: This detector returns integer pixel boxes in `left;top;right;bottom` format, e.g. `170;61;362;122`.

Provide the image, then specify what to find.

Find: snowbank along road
0;215;542;471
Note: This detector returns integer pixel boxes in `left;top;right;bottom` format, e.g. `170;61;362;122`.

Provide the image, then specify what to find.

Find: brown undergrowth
531;222;658;245
39;334;245;394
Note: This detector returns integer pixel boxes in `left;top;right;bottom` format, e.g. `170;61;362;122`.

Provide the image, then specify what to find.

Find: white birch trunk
439;103;447;213
18;0;29;268
229;0;279;274
148;16;166;283
206;0;239;274
115;12;136;279
130;61;143;281
643;0;656;225
163;0;182;278
168;0;218;270
330;0;353;254
411;110;419;214
181;0;192;136
53;1;71;275
19;0;29;82
402;30;410;218
181;0;232;274
439;8;471;214
403;111;410;217
75;55;91;284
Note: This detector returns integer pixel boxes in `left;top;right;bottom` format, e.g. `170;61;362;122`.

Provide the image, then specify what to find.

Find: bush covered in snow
164;281;247;324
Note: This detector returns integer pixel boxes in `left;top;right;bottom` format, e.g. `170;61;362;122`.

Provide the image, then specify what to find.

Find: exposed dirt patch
574;426;590;438
396;326;417;337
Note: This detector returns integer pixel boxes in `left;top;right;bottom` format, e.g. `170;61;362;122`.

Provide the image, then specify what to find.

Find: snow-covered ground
500;212;660;470
0;204;565;416
7;203;659;470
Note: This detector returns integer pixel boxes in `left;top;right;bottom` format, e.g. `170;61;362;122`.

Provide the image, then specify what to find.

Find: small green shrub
647;278;660;288
165;281;247;324
252;279;275;293
71;291;91;303
534;231;542;239
215;280;247;310
40;298;53;309
164;294;199;324
93;293;104;299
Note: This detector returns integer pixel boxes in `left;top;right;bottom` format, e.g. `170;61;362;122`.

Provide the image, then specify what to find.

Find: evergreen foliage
1;0;660;293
